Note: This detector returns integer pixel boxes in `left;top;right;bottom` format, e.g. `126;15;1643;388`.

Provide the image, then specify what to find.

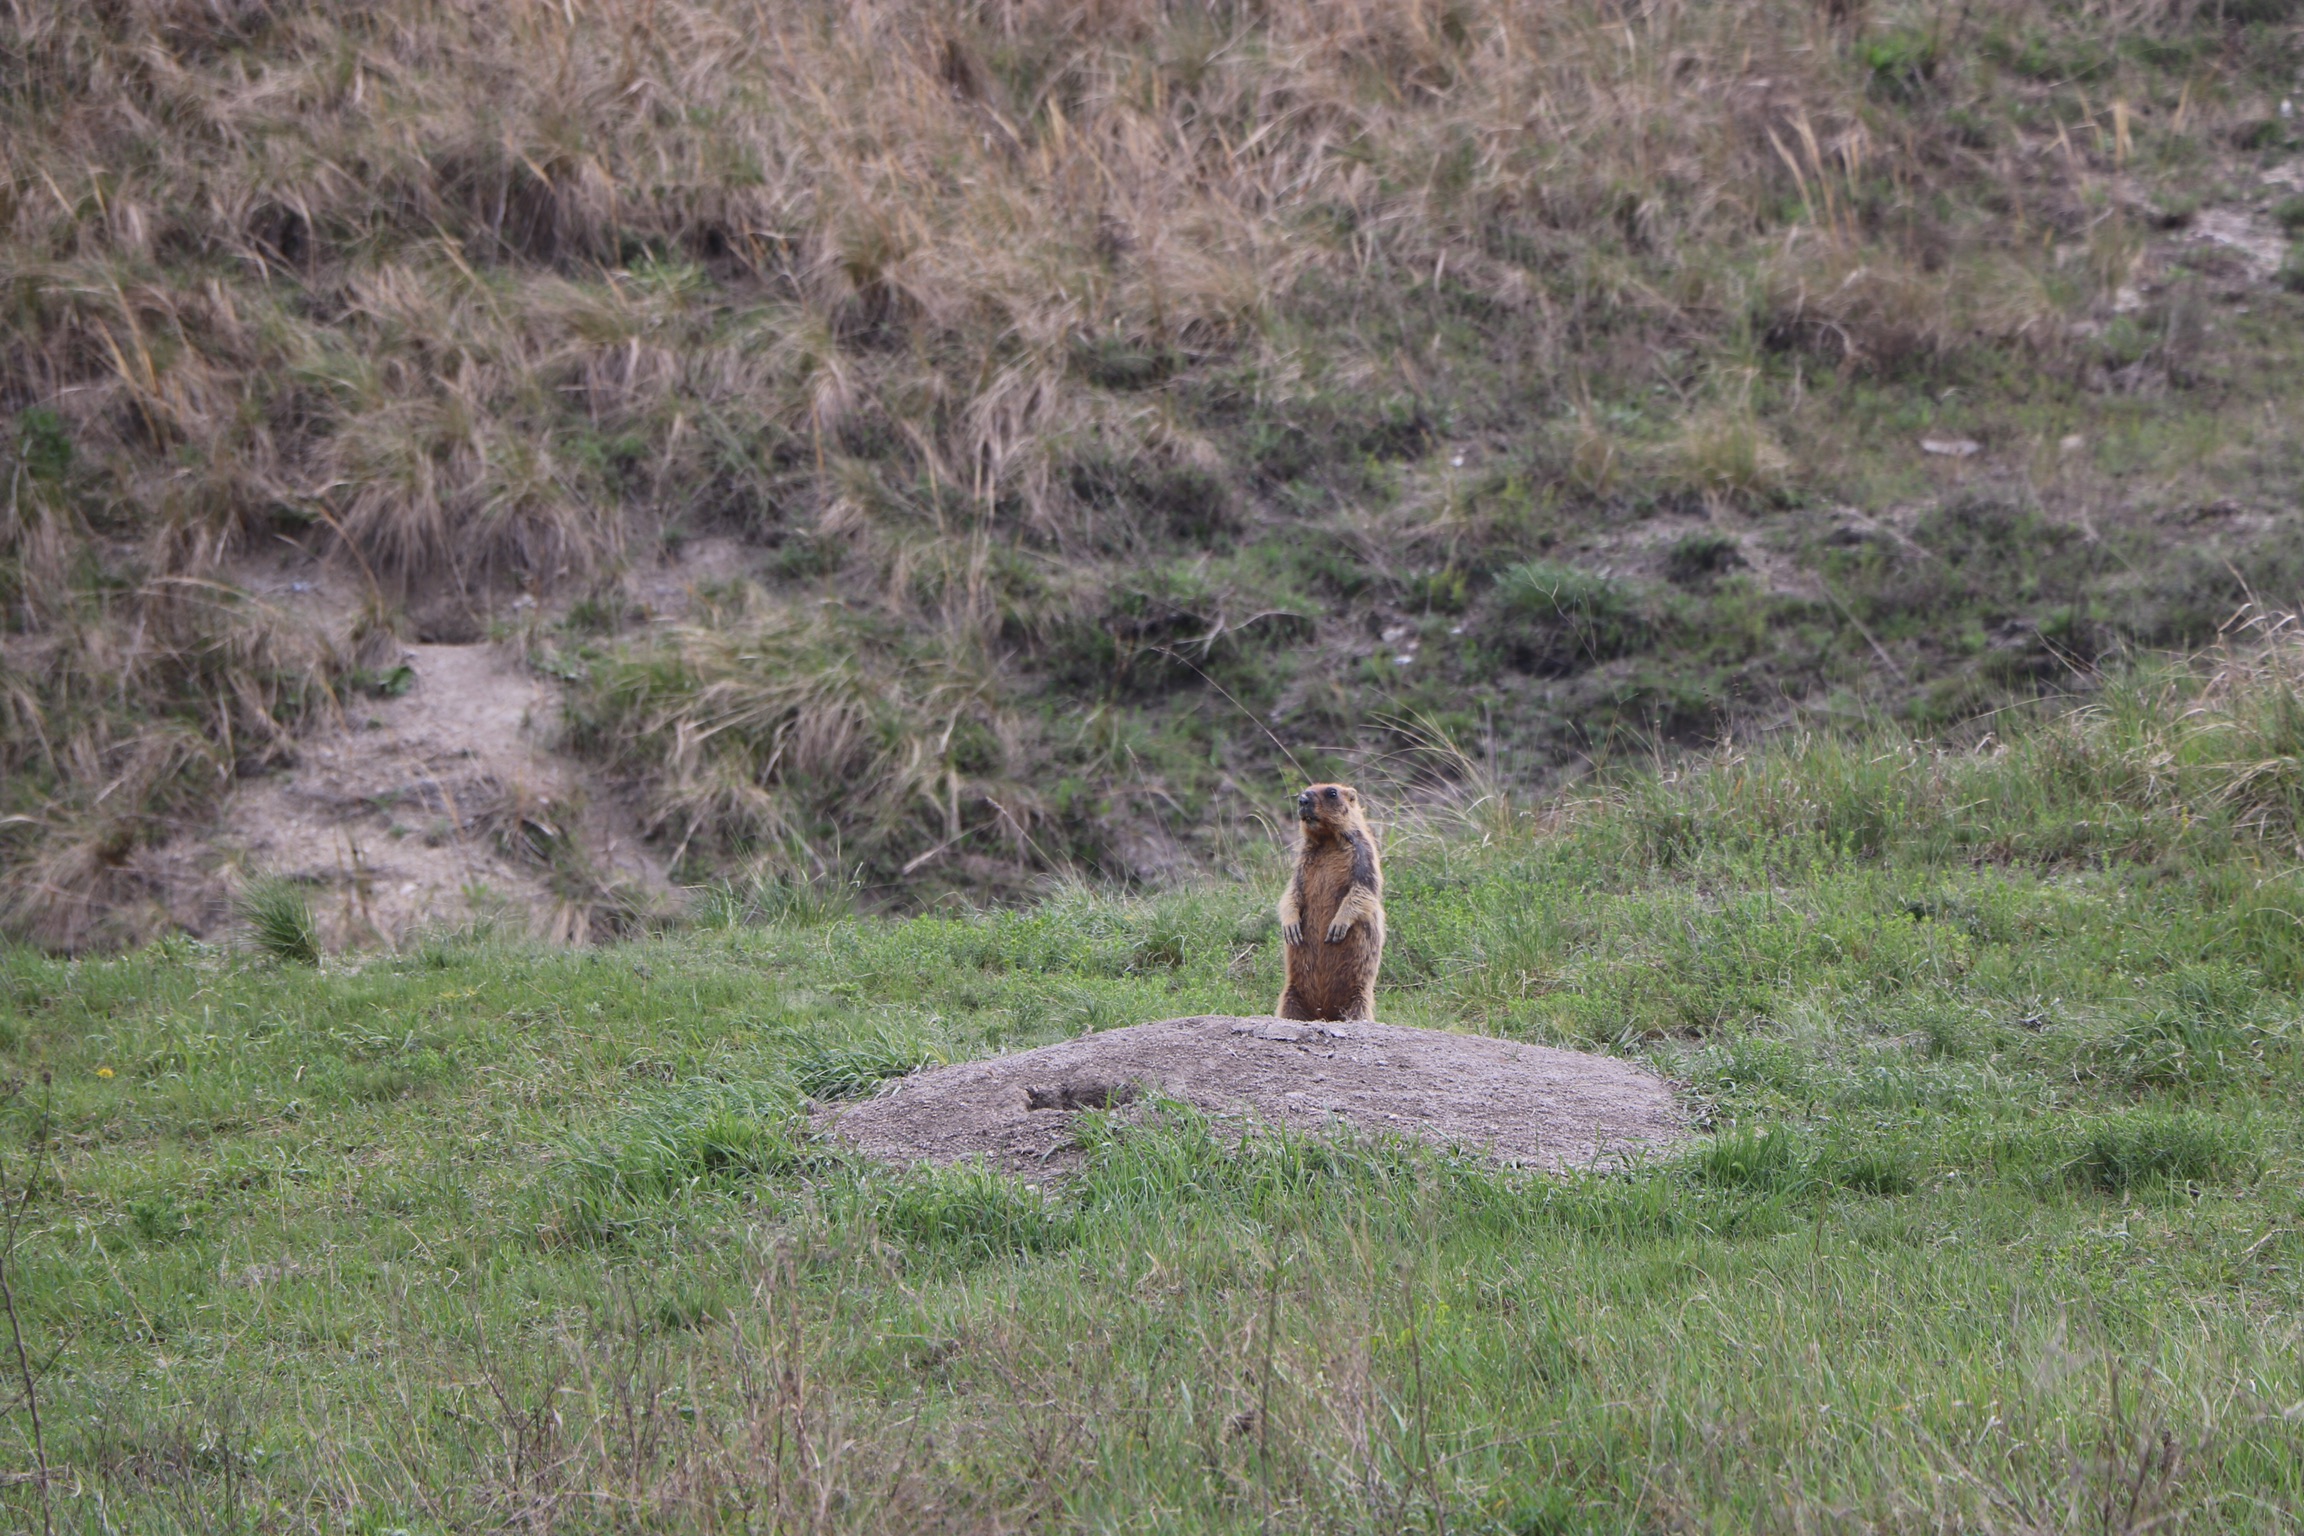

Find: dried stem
0;1078;55;1536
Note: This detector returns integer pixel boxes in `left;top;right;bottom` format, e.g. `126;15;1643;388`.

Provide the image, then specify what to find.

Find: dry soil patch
823;1015;1685;1174
150;638;665;946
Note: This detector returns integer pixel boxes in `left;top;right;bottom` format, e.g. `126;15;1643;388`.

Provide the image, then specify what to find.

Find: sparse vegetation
6;0;2304;936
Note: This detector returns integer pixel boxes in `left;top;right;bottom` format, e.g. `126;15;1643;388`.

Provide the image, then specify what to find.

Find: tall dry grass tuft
0;572;346;947
567;595;1048;885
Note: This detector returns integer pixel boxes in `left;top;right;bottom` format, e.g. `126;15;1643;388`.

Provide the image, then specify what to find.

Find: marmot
1276;782;1384;1021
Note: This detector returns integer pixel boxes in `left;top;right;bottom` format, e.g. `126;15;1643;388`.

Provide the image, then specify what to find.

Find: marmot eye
1323;788;1339;800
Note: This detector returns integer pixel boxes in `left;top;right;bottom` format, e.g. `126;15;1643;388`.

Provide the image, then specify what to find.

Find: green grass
4;667;2304;1530
234;879;321;967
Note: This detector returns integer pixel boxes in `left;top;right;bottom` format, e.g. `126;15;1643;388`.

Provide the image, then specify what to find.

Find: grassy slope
6;660;2304;1531
9;0;2304;941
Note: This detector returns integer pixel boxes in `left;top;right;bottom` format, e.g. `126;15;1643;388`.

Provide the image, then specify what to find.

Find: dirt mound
822;1015;1686;1174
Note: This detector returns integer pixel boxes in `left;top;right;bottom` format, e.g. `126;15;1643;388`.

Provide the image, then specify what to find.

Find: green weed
553;1079;811;1241
1688;1125;1809;1193
1493;561;1648;671
859;1165;1080;1262
792;1032;941;1101
2066;1110;2256;1194
236;877;320;965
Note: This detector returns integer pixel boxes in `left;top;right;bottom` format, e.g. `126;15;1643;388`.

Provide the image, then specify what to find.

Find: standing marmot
1276;783;1384;1021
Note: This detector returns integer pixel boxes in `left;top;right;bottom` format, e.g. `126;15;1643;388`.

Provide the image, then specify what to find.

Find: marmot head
1295;782;1361;828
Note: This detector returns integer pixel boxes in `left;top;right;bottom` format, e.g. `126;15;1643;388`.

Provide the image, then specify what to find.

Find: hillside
3;655;2301;1529
6;0;2304;945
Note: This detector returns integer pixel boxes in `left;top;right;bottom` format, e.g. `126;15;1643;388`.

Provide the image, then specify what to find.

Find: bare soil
138;539;779;949
822;1015;1687;1174
145;593;670;948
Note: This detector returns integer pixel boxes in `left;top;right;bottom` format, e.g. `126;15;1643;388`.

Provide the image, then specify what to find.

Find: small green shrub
1686;1126;1915;1197
769;533;844;581
1069;335;1177;391
1661;408;1791;503
692;870;855;928
13;406;72;482
1830;1147;1917;1195
866;1166;1079;1261
1242;394;1436;485
2281;243;2304;295
793;1032;939;1100
2221;0;2301;26
1494;561;1647;672
1406;566;1471;613
2092;962;2262;1089
349;664;416;698
1065;453;1232;541
554;1080;812;1240
2159;961;2257;1022
650;1279;742;1333
129;1194;198;1244
2096;1008;2246;1090
1664;533;1745;587
1689;1125;1807;1192
1858;29;1939;101
2067;1111;2251;1194
1499;1487;1586;1536
2096;315;2155;371
565;592;635;635
238;877;320;965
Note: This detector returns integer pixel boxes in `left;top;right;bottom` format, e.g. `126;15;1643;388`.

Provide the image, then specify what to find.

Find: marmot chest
1297;843;1366;923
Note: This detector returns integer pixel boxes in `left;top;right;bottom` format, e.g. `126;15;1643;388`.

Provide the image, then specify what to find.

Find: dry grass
568;598;1054;886
0;575;348;948
2;0;2292;940
13;0;2208;540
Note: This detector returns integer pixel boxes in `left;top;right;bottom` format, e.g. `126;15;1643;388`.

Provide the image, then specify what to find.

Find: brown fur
1275;783;1384;1021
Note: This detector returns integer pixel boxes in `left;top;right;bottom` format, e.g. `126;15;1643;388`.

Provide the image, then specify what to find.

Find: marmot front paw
1324;919;1353;943
1282;922;1305;946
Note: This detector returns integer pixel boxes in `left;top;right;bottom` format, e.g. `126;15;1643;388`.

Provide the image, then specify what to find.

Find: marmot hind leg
1275;986;1313;1021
